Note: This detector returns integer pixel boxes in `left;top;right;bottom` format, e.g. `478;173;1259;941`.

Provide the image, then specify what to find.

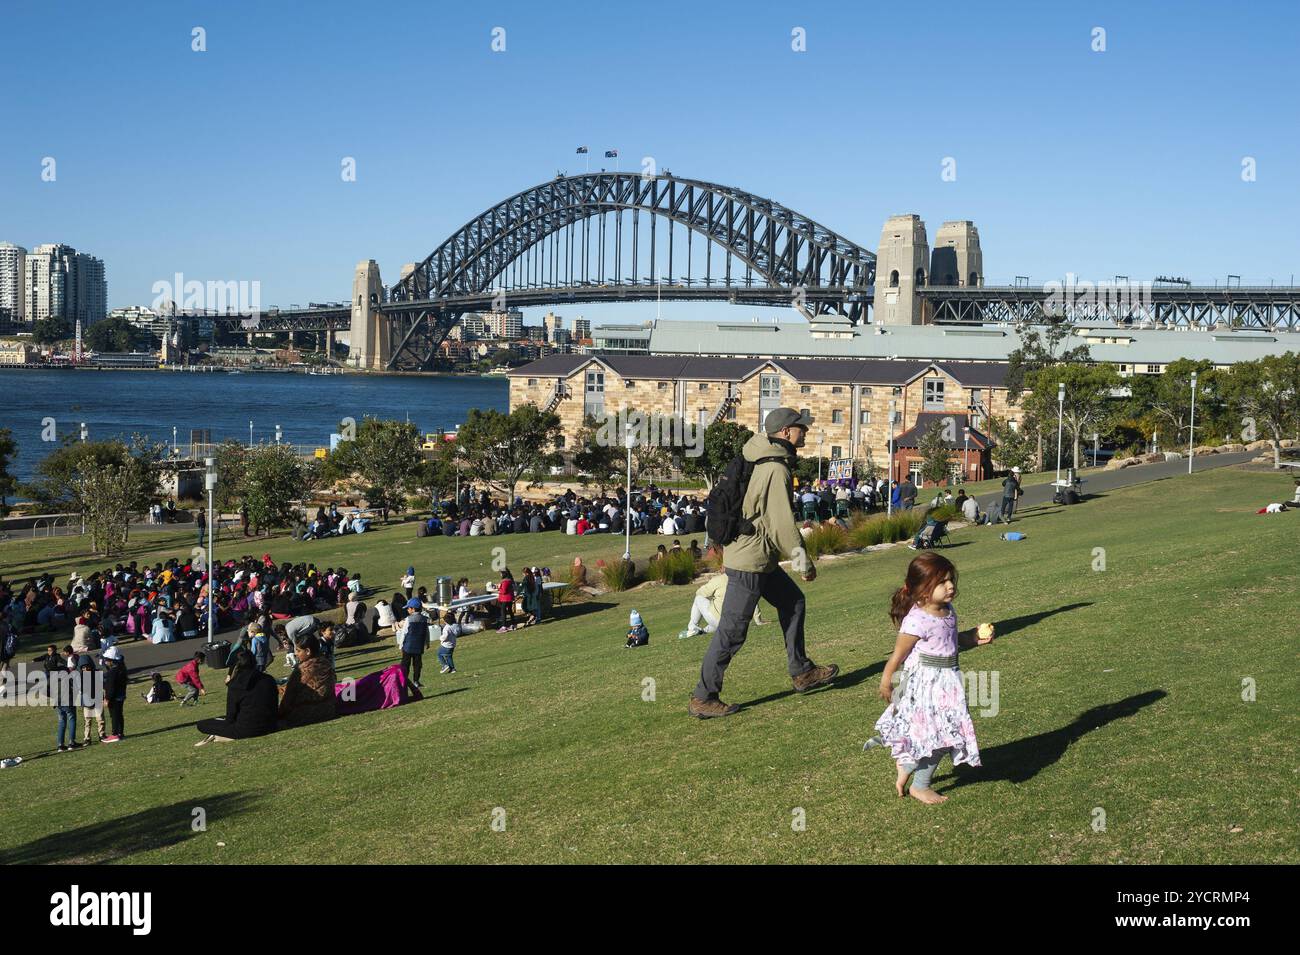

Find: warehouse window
832;409;843;424
860;410;871;425
800;385;811;394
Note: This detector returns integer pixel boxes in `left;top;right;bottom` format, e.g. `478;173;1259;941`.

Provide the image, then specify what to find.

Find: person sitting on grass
142;672;174;703
625;610;650;648
195;649;279;747
175;652;206;704
277;634;336;728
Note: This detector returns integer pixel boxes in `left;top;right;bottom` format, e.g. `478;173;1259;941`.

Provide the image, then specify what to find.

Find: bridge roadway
195;284;1300;335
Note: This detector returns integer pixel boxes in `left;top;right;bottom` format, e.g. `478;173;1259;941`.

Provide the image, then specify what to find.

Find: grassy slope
0;468;1296;865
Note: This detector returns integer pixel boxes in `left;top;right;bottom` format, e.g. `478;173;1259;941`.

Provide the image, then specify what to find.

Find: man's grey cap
764;407;814;434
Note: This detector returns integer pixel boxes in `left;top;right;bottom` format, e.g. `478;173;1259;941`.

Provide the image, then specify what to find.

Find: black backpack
706;454;790;547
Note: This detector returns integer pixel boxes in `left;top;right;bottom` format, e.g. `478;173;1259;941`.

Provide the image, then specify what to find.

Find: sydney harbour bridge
193;172;1300;371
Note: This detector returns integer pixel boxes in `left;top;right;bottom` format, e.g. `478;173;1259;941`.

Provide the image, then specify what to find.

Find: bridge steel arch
382;173;876;370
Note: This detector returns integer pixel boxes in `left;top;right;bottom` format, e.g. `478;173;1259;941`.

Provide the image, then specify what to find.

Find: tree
1024;362;1120;469
75;462;146;556
453;404;562;500
1006;319;1092;469
984;415;1036;473
212;440;248;511
1219;352;1300;469
917;420;954;487
84;316;138;352
681;420;753;490
242;444;313;534
31;316;71;346
23;436;161;514
572;414;623;489
414;441;460;507
328;418;424;521
1137;358;1220;451
0;428;17;517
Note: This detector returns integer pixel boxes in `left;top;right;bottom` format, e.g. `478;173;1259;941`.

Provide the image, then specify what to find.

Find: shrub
848;511;925;549
596;557;638;591
926;504;960;523
802;522;849;559
646;549;698;585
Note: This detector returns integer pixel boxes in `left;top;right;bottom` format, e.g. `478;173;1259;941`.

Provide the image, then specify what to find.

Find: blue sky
4;0;1298;324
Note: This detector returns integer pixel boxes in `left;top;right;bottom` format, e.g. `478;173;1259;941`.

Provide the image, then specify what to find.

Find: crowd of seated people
418;483;710;539
0;555;365;661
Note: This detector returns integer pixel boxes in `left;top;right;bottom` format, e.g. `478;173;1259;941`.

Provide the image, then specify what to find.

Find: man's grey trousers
694;566;812;701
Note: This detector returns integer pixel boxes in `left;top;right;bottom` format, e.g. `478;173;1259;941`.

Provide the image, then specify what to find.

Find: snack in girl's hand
977;622;995;644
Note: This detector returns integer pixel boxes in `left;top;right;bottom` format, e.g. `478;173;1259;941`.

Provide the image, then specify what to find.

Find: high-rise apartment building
0;243;25;323
23;243;107;326
573;317;591;342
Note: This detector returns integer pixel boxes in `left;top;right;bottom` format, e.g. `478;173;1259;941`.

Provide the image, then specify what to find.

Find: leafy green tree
327;418;423;521
75;463;147;556
414;441;460;507
917;420;954;486
681;420;753;489
1025;362;1121;469
0;427;17;517
1219;352;1300;468
23;435;162;513
212;440;248;511
453;404;562;500
1006;320;1092;468
31;316;71;346
242;444;314;534
572;414;623;489
84;316;138;352
984;415;1036;473
1138;358;1220;451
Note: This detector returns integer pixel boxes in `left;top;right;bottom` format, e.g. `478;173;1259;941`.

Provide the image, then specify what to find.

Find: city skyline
4;0;1298;327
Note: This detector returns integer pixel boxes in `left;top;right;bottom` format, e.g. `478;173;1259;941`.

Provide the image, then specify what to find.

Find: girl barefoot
865;552;992;805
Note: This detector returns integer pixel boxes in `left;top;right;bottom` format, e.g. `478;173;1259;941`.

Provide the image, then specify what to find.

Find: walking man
689;408;838;719
1000;466;1022;523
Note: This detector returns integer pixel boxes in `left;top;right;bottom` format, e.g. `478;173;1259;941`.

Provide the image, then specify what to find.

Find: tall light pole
79;422;88;442
623;421;635;561
887;399;897;518
204;457;216;647
963;426;971;483
1188;370;1198;474
1055;381;1066;488
275;423;282;445
248;420;253;448
817;431;824;482
1093;431;1099;468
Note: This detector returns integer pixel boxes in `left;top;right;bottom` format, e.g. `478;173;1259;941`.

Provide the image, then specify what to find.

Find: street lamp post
248;420;253;448
1188;371;1198;474
79;422;88;442
887;399;897;518
623;423;635;561
204;457;217;647
1055;382;1066;488
1093;432;1099;468
275;424;282;445
963;426;971;483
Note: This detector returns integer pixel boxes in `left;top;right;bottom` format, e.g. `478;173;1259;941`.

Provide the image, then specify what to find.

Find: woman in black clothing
195;649;279;746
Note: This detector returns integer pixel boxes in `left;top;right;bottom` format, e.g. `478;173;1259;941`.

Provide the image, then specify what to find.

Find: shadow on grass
414;686;470;702
737;660;884;711
994;602;1092;638
940;689;1168;790
0;791;261;864
551;601;618;620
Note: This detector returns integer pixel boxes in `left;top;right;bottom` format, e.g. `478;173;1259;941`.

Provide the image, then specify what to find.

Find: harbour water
1;369;510;484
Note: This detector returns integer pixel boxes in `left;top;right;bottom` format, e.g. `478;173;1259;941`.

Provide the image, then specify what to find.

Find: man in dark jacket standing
689;408;839;719
1000;466;1023;523
100;647;128;742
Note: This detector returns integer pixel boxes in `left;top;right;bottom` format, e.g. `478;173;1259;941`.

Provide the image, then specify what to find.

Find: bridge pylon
349;259;386;369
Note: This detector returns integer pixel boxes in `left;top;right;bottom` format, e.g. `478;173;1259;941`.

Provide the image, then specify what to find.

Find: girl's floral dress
873;604;981;767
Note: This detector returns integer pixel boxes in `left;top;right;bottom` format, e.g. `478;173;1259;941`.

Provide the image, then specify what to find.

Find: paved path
968;451;1257;516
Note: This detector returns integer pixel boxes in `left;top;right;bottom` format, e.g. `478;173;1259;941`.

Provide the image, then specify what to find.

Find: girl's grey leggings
902;747;951;790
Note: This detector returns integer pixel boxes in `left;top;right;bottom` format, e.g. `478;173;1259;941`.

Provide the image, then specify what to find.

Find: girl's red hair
890;552;959;627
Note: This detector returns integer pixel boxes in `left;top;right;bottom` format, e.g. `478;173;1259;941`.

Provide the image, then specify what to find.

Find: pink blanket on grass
334;664;423;716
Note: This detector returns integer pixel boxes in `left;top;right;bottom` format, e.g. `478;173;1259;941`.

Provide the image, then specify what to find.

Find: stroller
908;517;950;550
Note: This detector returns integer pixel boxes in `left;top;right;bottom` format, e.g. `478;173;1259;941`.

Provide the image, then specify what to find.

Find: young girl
866;552;993;805
402;567;416;600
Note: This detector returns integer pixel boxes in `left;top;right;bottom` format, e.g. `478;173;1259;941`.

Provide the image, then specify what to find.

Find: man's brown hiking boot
688;695;740;719
792;663;839;693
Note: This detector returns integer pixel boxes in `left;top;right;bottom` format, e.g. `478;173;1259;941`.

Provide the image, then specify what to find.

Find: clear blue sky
4;0;1298;324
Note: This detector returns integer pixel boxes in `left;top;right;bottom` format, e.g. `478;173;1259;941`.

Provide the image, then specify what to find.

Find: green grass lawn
0;468;1295;864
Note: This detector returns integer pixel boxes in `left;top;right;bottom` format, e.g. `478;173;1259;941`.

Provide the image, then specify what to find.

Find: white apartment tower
0;243;25;323
23;243;107;325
